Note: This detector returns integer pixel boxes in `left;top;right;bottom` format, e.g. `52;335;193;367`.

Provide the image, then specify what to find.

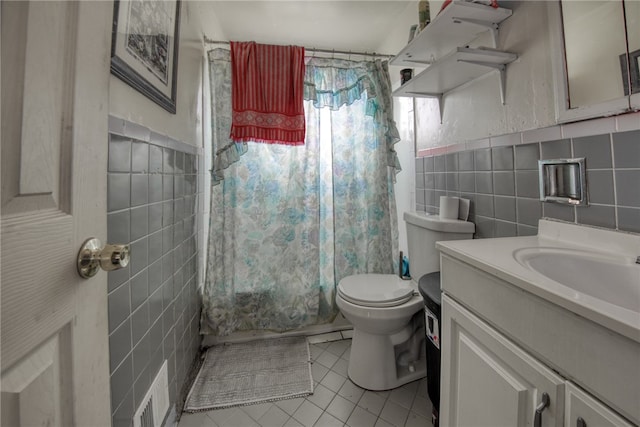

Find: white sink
514;247;640;312
437;219;640;342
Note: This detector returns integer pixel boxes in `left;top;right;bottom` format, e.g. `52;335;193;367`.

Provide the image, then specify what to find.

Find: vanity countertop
436;220;640;343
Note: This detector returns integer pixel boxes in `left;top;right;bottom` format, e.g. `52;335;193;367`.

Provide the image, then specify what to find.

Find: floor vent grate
133;360;169;427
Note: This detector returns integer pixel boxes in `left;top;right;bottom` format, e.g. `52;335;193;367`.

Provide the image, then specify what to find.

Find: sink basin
514;247;640;312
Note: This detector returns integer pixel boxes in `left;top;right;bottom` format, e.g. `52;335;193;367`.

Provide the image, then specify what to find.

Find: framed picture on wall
111;0;181;113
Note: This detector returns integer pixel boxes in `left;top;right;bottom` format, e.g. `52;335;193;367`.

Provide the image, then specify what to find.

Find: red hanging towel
230;41;306;145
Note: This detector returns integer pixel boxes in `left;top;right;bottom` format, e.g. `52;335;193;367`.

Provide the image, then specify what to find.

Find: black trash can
418;272;442;427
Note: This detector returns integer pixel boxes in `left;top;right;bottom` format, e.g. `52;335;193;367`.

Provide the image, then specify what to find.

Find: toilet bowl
337;211;475;391
337;274;422;334
336;274;426;390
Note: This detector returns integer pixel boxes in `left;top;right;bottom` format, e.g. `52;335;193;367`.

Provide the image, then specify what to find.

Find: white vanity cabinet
565;382;634;427
441;295;564;427
441;294;636;427
437;251;639;427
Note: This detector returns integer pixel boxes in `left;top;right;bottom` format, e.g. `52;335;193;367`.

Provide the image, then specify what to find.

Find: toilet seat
337;274;416;308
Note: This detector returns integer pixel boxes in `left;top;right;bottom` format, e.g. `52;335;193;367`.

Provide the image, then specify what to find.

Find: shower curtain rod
203;37;395;59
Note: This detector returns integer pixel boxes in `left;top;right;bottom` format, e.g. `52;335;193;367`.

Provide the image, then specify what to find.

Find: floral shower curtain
202;50;401;336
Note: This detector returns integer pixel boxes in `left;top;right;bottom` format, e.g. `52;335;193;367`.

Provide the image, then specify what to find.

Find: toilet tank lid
403;211;475;233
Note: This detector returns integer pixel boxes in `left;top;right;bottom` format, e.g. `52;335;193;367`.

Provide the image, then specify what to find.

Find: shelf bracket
458;60;508;104
400;58;432;66
451;17;500;48
498;65;506;105
457;60;505;71
405;92;442;97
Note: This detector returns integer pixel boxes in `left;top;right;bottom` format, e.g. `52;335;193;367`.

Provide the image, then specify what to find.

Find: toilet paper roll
458;198;470;221
439;196;459;220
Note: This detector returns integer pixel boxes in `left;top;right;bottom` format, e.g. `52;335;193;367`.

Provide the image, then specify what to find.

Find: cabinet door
565;382;634;427
441;295;565;427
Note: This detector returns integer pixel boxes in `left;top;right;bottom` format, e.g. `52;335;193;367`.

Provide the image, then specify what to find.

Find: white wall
109;1;214;147
191;2;226;292
376;1;419;88
375;0;561;253
411;1;558;150
392;97;416;256
107;0;227;325
374;2;419;255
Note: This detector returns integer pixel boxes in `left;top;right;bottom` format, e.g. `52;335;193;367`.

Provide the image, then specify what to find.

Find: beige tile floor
178;333;433;427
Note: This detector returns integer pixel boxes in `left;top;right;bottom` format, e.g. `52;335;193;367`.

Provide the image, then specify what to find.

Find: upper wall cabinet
391;1;516;120
548;0;639;123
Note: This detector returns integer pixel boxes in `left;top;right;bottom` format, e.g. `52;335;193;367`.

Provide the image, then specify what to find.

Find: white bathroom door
1;1;113;426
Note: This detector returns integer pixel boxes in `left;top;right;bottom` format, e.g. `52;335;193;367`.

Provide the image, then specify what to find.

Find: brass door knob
77;238;130;279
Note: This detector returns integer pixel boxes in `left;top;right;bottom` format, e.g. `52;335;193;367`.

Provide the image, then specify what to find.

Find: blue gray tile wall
415;129;640;238
107;118;203;427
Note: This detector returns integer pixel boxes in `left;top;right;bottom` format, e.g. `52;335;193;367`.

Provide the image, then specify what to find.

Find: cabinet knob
533;392;550;427
577;417;587;427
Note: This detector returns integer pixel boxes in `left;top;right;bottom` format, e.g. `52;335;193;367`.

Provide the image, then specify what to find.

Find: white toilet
336;211;474;390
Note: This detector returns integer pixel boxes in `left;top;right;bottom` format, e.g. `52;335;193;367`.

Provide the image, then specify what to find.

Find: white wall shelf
390;1;513;67
392;47;517;120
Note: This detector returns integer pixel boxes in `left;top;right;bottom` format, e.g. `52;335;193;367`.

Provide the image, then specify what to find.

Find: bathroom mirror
562;1;626;108
548;0;636;122
626;0;640;109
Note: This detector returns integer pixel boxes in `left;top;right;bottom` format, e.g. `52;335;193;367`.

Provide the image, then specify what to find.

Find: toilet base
347;320;427;391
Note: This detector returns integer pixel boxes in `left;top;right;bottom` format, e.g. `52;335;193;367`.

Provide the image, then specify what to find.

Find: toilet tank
403;211;474;281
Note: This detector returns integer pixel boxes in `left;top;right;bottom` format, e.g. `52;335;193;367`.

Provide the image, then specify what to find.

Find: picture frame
111;0;181;113
620;48;640;96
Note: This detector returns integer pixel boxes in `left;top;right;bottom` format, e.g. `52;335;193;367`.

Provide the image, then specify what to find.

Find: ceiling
201;1;414;53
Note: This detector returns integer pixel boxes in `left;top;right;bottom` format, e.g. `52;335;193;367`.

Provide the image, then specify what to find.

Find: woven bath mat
184;336;313;412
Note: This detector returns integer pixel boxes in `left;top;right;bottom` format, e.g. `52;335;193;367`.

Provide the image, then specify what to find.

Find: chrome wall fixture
538;158;588;206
